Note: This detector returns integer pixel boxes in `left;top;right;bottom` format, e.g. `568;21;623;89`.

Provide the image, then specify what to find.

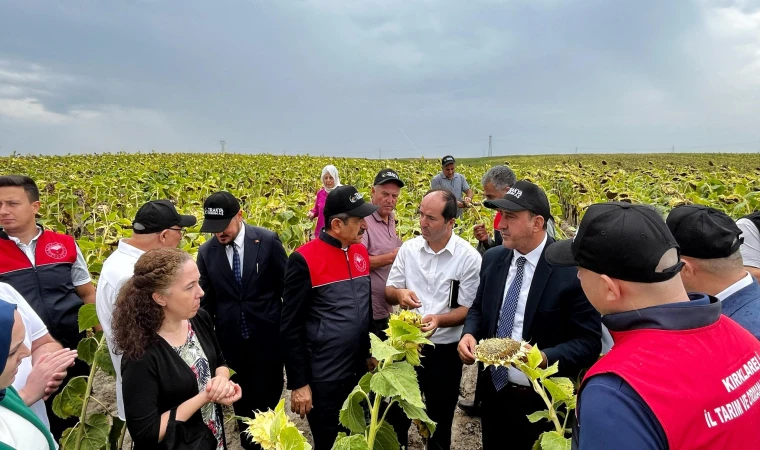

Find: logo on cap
205;207;225;216
383;171;397;178
45;242;68;259
349;193;363;203
507;187;523;199
354;253;367;272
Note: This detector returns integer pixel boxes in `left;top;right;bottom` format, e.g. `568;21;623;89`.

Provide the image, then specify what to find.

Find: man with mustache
281;185;377;450
197;191;288;450
386;189;482;450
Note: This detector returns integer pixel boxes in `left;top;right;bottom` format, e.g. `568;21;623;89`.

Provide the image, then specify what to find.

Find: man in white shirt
0;282;77;436
95;200;196;420
458;181;602;449
667;205;760;339
386;189;482;450
737;213;760;281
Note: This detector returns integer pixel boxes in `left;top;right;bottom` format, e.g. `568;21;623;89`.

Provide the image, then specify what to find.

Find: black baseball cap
200;191;241;233
545;202;684;283
666;205;743;259
483;180;553;222
323;185;378;222
373;168;405;188
132;200;196;234
442;155;456;166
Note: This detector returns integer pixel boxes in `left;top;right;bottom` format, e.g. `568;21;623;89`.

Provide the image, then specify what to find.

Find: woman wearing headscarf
307;165;341;239
0;299;56;450
113;248;242;450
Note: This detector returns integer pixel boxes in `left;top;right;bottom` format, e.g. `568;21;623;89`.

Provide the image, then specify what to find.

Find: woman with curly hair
113;248;241;450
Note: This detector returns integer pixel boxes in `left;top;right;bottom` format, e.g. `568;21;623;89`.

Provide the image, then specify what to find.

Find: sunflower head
474;338;528;368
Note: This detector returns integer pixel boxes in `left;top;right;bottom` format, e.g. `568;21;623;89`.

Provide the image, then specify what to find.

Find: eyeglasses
168;227;185;237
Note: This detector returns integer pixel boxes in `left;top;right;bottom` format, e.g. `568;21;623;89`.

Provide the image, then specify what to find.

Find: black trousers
224;339;284;450
417;342;463;450
480;371;552;450
46;357;90;440
308;376;360;450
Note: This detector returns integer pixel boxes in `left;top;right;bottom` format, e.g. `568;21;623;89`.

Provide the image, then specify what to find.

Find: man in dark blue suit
667;205;760;339
197;191;288;450
458;181;601;450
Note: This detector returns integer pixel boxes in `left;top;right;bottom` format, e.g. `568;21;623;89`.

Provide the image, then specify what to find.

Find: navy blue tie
231;243;250;339
491;256;527;391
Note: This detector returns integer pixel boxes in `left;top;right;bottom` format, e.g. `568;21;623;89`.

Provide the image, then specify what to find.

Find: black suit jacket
462;236;602;379
197;223;287;369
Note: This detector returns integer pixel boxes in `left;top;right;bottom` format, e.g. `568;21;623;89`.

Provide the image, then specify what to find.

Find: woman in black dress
113;248;242;450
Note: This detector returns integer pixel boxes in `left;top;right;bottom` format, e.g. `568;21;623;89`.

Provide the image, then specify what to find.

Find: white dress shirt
224;224;246;273
497;233;548;386
95;239;145;420
8;226;92;286
387;234;482;344
0;283;52;431
716;272;754;301
737;218;760;269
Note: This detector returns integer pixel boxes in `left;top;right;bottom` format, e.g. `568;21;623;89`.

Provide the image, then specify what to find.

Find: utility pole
672;145;675;153
220;140;226;153
488;135;492;157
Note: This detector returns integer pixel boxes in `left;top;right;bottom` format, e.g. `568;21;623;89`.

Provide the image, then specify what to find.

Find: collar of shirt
370;210;393;224
513;232;548;269
117;238;145;259
319;230;345;249
715;272;754;301
421;233;458;256
602;293;719;333
232;222;246;249
7;226;43;247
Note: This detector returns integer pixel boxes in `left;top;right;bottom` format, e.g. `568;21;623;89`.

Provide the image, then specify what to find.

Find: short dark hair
326;213;351;230
425;189;458;222
0;175;40;202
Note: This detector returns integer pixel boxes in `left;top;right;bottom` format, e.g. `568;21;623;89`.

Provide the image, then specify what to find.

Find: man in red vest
281;185;377;450
546;202;760;449
0;175;96;440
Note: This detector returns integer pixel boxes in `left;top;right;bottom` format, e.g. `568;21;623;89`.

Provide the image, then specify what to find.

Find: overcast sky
1;0;759;158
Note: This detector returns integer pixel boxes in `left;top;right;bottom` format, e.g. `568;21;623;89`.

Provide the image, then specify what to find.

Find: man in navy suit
458;181;601;450
197;191;288;450
667;205;760;339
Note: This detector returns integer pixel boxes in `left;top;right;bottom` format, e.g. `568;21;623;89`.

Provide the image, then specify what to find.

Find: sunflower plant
242;310;435;450
475;338;576;450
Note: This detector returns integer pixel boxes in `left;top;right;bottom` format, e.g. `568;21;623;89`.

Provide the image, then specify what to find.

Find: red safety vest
580;315;760;449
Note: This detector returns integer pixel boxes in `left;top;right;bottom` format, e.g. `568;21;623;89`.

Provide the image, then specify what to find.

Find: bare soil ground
93;363;482;449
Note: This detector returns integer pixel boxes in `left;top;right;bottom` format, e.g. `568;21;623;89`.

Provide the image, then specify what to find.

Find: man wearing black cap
667;205;760;339
281;185;377;450
96;199;196;421
197;191;288;450
546;202;760;449
458;180;601;450
362;169;405;333
431;155;473;218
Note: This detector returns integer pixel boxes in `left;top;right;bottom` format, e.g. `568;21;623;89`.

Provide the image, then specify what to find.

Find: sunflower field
1;152;758;278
